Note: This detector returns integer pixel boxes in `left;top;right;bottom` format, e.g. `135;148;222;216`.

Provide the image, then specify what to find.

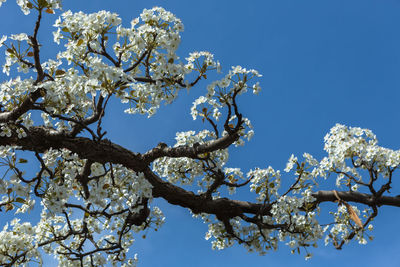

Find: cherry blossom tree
0;0;399;266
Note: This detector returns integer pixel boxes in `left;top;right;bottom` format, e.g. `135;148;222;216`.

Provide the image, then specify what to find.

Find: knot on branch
126;198;150;226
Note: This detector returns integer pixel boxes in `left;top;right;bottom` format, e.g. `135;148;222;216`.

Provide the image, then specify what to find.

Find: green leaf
76;39;84;46
201;64;207;73
40;89;46;97
255;186;261;194
61;27;69;33
18;158;28;164
55;69;66;76
5;203;13;212
15;197;26;204
38;0;48;8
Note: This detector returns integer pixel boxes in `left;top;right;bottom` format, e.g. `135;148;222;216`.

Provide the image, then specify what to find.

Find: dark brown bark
2;125;400;221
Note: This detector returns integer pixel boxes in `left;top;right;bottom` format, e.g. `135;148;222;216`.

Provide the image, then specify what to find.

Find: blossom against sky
0;0;400;266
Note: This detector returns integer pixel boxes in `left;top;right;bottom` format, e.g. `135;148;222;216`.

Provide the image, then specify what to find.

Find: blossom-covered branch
0;1;398;266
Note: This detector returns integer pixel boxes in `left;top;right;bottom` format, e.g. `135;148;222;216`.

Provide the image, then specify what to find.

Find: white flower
16;0;31;15
359;238;367;245
10;33;28;41
284;154;297;172
0;35;6;47
305;253;313;260
351;184;358;191
53;28;62;44
0;125;11;137
252;82;261;94
16;128;26;138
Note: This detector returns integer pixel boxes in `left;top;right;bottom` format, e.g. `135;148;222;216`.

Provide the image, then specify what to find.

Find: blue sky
1;0;400;266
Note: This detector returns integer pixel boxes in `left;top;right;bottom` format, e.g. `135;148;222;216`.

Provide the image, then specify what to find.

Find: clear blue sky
1;0;400;266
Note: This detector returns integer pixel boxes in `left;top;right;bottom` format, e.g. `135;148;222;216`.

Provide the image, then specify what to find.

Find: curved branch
2;126;400;224
30;10;44;82
0;11;46;124
0;87;45;123
142;132;239;163
313;190;400;207
0;126;145;171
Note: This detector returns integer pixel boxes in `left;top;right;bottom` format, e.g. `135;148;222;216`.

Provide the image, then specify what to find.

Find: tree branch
142;132;239;163
1;127;400;225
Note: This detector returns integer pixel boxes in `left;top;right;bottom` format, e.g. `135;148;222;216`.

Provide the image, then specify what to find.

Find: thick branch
142;132;239;163
0;88;44;123
2;127;400;222
142;167;261;216
0;126;145;171
313;190;400;207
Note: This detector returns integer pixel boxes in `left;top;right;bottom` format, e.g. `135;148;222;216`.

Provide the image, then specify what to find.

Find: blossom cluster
0;145;160;265
191;66;262;118
321;124;400;185
190;66;260;145
153;130;229;189
199;124;398;257
0;219;40;265
0;0;62;15
52;7;190;117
